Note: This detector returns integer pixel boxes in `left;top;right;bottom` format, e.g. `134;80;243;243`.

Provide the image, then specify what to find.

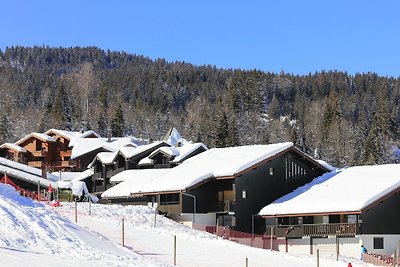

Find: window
242;190;247;199
269;167;274;175
373;237;384;249
159;193;180;205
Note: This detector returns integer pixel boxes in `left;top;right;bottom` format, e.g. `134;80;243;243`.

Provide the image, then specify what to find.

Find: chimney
41;163;47;179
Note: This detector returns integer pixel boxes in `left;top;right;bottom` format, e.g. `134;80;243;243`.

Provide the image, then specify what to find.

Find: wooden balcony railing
268;223;361;238
27;161;43;168
60;150;72;157
31;150;47;157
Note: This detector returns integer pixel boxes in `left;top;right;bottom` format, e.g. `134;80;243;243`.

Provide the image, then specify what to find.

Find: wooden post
270;226;274;251
336;237;339;261
310;237;313;255
37;181;40;202
245;257;248;267
74;199;77;223
174;235;176;266
88;201;91;215
316;249;319;267
122;218;125;247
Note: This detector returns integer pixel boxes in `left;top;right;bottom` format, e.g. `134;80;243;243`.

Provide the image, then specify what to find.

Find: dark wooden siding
235;151;326;233
362;192;400;234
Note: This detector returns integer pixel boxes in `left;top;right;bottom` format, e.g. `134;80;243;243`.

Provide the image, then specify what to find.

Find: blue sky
2;1;399;77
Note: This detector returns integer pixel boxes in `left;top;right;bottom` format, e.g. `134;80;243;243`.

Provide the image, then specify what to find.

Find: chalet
0;129;101;172
87;141;167;195
102;142;329;233
258;164;400;258
138;142;208;169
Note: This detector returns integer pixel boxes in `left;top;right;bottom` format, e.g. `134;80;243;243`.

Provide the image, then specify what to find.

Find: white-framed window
269;167;274;175
242;190;247;199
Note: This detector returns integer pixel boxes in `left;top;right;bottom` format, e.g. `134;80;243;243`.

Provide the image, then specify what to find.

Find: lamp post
181;192;196;227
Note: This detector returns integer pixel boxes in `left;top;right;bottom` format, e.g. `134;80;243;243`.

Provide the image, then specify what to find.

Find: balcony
52;160;77;168
28;161;43;168
31;150;47;157
267;223;361;238
60;150;72;157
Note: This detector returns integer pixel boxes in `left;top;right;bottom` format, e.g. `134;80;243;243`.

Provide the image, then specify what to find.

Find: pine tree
111;104;125;137
215;111;229;148
0;114;12;143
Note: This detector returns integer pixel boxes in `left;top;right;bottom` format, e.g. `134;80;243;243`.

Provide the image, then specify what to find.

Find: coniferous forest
0;46;399;167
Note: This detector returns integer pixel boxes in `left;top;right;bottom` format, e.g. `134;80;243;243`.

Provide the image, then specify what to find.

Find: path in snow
54;202;371;267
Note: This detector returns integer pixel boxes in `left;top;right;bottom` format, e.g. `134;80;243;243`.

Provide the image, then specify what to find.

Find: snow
104;143;294;196
104;169;172;197
163;127;183;146
316;159;336;172
15;132;56;145
259;164;400;216
172;143;208;163
149;146;180;159
0;156;59;185
52;201;371;267
45;128;101;140
51;169;94;182
0;182;372;267
70;137;139;160
0;183;160;266
119;141;169;159
0;142;27;153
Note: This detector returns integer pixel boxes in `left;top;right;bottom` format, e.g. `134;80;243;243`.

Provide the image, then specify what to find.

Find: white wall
360;235;400;255
171;213;216;227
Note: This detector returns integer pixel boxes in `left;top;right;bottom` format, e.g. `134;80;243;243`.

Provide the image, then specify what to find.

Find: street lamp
181;192;196;226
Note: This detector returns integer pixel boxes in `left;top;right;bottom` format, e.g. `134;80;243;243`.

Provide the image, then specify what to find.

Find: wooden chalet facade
110;142;329;233
258;164;400;257
0;130;100;173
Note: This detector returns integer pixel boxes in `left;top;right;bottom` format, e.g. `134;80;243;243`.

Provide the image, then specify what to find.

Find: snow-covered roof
0;143;27;153
102;169;171;198
258;164;400;217
149;146;180;159
162;127;183;146
51;169;94;182
15;133;56;145
57;180;89;197
70;137;139;160
0;156;58;181
172;143;208;163
119;141;169;159
104;142;296;196
137;157;154;167
141;142;208;165
0;157;58;188
44;129;100;141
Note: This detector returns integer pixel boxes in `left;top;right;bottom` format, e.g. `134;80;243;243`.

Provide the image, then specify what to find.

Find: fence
193;224;279;250
363;252;394;266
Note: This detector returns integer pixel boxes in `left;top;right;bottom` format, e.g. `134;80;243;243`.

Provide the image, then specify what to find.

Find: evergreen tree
0;114;12;143
111;104;125;137
215;111;229;148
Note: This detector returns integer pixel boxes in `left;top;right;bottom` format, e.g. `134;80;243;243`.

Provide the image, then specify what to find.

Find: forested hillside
0;46;399;167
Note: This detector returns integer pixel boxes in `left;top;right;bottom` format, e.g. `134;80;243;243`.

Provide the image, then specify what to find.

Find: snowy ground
0;183;373;266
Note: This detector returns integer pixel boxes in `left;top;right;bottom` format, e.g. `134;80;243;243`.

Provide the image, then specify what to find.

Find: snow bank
0;183;162;266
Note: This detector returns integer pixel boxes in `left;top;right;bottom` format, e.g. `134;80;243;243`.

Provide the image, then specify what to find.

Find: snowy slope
0;183;164;266
55;202;372;267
